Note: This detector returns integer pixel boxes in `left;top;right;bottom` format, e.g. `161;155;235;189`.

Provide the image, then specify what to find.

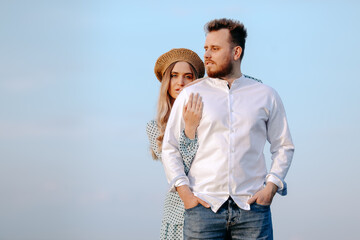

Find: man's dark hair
205;18;247;61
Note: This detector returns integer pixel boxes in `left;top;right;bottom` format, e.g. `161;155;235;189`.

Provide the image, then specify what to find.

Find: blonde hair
151;62;198;160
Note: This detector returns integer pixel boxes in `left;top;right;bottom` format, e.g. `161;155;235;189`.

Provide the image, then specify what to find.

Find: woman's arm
146;120;162;160
183;93;202;139
179;93;202;174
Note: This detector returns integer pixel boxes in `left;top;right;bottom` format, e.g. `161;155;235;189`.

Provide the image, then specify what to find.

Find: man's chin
207;66;232;79
207;71;222;78
206;68;216;77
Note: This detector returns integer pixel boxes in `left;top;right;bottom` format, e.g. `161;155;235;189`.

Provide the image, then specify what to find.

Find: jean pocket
254;202;270;207
185;203;201;211
251;202;271;212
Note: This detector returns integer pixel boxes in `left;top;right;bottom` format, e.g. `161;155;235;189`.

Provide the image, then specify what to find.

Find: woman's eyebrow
171;72;193;75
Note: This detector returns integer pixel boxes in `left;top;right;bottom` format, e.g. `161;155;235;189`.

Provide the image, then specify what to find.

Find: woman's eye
171;74;177;78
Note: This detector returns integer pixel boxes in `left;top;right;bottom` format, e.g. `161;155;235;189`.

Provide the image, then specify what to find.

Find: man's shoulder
242;75;278;96
183;77;210;91
253;82;281;100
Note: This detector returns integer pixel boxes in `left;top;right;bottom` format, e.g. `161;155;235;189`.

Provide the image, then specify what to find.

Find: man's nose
204;50;211;59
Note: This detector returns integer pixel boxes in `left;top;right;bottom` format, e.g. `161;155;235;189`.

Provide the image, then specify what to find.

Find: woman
146;48;205;240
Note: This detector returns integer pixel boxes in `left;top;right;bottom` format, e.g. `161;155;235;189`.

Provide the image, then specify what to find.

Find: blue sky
0;0;359;239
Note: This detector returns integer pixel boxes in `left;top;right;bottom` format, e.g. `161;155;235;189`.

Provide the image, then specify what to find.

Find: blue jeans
184;197;273;240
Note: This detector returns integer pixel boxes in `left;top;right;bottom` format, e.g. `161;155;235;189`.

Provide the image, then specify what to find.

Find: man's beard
206;58;233;79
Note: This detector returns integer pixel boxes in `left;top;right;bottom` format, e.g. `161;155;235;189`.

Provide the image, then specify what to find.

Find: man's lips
205;61;215;65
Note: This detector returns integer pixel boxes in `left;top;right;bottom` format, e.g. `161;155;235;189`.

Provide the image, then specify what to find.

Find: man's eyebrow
204;44;220;48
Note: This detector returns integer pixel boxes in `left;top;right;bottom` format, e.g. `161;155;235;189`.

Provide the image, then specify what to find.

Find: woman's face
168;61;195;99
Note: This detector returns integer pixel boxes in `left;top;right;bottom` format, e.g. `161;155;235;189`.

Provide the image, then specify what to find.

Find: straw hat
154;48;205;82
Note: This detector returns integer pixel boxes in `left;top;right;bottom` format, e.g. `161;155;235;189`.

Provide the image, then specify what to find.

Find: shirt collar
208;74;246;89
231;74;246;88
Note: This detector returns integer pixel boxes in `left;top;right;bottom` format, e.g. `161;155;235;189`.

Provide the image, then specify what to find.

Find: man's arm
162;91;189;192
248;89;294;205
162;90;210;209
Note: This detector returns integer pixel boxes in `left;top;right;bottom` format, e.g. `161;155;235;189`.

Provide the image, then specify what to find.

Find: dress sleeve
179;129;199;175
146;120;162;160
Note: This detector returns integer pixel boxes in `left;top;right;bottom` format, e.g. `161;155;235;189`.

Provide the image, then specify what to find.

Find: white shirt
162;75;294;212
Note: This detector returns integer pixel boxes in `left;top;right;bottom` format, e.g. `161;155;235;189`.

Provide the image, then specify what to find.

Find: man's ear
233;46;242;61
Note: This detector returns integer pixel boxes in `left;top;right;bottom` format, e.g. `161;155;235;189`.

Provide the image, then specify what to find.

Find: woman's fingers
192;93;199;111
198;101;203;117
183;103;187;115
187;93;194;109
185;93;203;115
196;96;202;112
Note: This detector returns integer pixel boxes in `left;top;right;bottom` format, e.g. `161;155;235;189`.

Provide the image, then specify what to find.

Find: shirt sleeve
266;90;295;196
146;120;162;160
162;90;190;192
179;129;199;175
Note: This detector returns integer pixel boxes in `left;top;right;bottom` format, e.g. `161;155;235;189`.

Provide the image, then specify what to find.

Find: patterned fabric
146;120;199;240
160;221;183;240
244;74;262;83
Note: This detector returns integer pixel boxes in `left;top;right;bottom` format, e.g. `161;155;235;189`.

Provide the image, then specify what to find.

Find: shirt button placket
229;91;234;194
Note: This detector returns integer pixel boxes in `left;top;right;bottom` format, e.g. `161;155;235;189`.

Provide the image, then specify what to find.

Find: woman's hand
183;93;203;139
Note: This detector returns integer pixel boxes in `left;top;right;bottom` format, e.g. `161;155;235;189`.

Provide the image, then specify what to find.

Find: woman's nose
178;77;185;86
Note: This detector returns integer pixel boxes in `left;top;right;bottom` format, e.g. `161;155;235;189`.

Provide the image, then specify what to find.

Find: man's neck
221;71;242;88
219;62;242;88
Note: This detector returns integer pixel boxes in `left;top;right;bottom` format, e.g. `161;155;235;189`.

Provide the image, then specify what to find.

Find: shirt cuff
265;173;287;196
181;129;198;142
168;176;190;192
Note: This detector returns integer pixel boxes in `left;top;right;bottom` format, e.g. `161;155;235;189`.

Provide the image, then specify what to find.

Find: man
162;18;294;239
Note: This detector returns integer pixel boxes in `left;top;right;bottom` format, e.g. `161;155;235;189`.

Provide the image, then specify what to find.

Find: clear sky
0;0;359;239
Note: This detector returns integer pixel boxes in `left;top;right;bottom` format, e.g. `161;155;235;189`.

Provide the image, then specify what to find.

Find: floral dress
146;120;199;240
